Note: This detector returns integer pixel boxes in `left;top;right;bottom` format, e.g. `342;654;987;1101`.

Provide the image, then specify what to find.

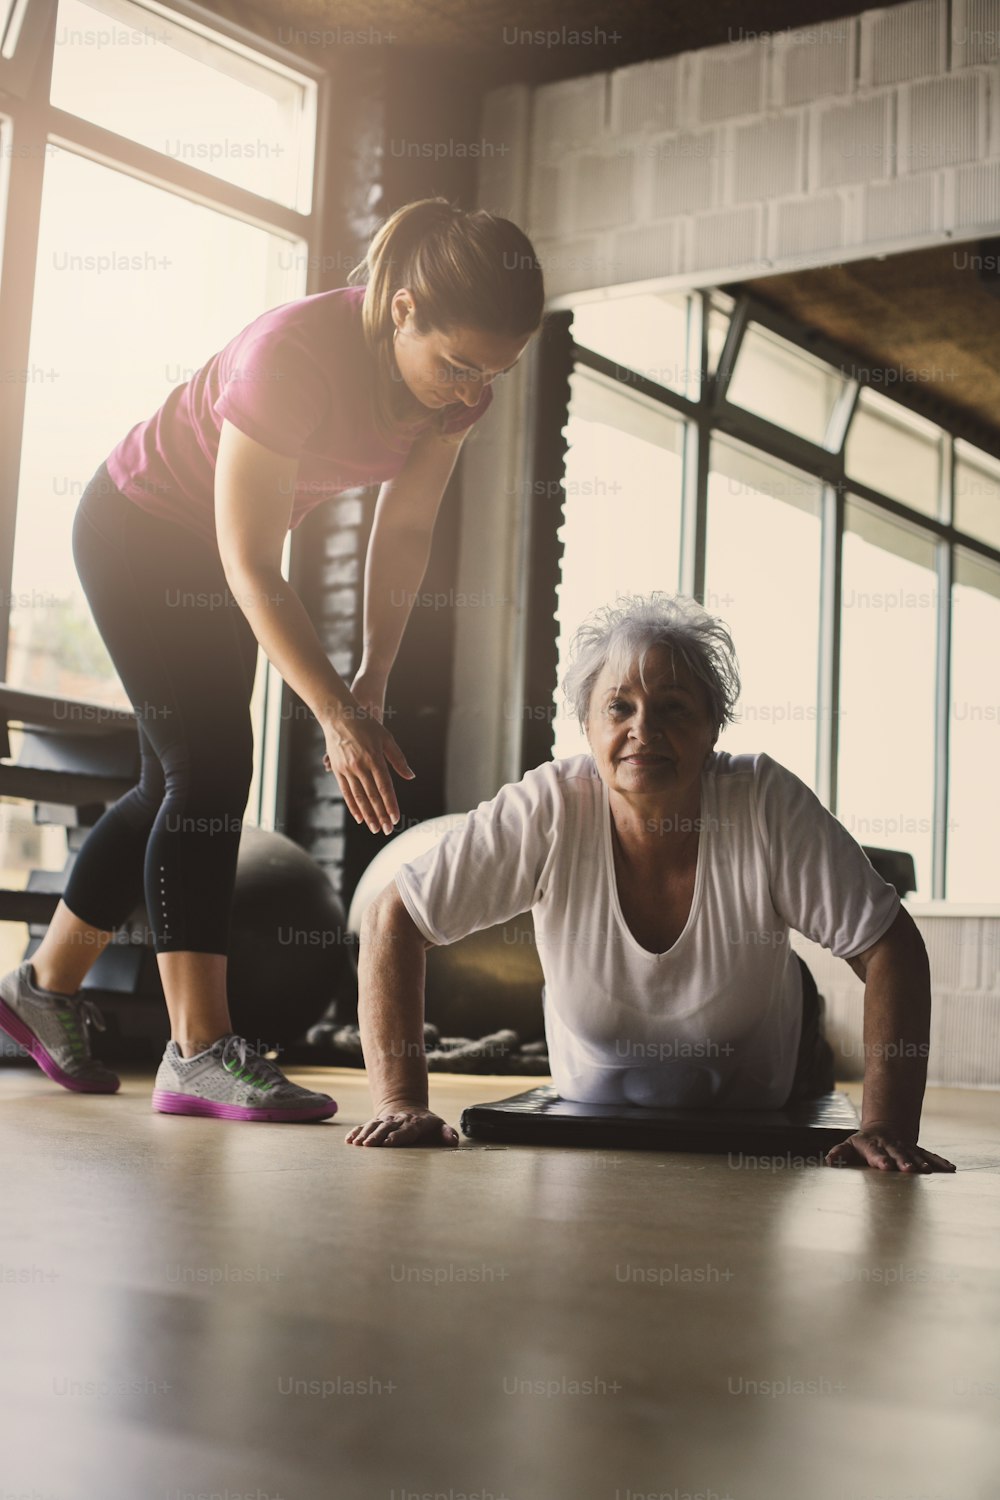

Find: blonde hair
347;197;545;447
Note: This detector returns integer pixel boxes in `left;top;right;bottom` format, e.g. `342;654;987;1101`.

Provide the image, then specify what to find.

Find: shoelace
214;1034;283;1091
58;997;107;1061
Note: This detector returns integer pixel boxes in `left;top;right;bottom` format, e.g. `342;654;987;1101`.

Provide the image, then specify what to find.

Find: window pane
571;290;697;398
2;0;29;58
948;550;1000;901
838;499;938;898
552;366;685;758
1;149;304;964
0;787;73;982
51;0;315;211
845;387;943;518
955;440;1000;551
725;322;846;448
705;438;823;787
8;145;301;705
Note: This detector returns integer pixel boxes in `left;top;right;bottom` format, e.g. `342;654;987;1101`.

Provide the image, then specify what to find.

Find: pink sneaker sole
0;996;120;1094
151;1088;337;1122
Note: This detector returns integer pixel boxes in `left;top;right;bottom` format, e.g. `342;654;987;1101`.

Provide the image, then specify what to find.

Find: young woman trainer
0;197;545;1120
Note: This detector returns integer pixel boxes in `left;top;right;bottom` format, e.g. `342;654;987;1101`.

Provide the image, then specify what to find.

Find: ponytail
348;197;544;446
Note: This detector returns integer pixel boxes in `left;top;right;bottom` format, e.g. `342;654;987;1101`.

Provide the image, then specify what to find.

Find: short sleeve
752;752;901;959
393;763;560;946
439;381;494;436
213;330;331;459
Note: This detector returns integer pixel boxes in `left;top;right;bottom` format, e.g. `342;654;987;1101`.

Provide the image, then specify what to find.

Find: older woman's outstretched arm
826;906;956;1172
345;883;460;1148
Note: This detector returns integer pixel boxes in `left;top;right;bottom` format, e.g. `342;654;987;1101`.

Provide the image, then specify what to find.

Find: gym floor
1;1066;998;1500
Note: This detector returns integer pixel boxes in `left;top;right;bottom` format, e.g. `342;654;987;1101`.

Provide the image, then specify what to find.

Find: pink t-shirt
104;286;493;547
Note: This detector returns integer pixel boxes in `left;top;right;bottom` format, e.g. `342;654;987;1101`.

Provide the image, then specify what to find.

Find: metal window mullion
88;0;330;83
0;5;56;679
571;341;699;421
679;402;708;602
933;435;955;898
713;402;842;486
684;293;713;603
47;106;312;239
826;377;860;457
269;68;331;840
817;480;843;811
711;292;749;417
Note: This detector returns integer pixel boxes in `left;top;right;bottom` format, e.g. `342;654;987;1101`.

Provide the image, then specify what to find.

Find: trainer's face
390;290;529;412
585;646;718;805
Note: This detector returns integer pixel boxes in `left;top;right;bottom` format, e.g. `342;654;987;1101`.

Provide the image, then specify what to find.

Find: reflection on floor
1;1065;998;1500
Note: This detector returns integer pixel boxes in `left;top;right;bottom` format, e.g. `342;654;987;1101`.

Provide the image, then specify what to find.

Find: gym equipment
863;847;917;897
460;1084;860;1157
344;815;545;1040
314;1019;550;1073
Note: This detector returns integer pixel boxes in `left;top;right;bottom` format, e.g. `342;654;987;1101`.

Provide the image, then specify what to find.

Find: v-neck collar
601;763;711;961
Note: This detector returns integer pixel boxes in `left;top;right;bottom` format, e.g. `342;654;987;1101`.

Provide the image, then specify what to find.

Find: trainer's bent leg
29;900;116;997
69;463;259;1063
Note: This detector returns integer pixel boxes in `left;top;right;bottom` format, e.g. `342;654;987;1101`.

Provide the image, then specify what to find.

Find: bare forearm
227;564;352;728
358;512;433;679
358;900;430;1111
859;940;931;1137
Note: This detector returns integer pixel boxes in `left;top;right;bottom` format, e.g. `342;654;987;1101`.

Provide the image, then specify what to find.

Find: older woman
346;594;956;1173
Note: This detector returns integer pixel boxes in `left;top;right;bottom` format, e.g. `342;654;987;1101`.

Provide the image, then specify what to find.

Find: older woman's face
585;645;717;801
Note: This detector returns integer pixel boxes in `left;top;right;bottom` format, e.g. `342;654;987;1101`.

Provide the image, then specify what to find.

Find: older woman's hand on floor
345;1106;460;1148
825;1121;956;1172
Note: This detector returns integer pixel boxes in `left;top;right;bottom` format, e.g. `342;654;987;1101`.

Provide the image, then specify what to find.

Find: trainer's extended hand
345;1107;460;1148
825;1121;956;1172
322;674;413;835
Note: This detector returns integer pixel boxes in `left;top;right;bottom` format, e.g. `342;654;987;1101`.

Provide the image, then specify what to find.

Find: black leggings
63;461;259;954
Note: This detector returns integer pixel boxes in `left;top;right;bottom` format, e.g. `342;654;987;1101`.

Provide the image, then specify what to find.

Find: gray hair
561;592;741;742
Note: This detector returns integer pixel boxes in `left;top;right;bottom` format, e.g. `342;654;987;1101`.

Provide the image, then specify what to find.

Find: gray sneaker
0;961;120;1093
152;1033;337;1122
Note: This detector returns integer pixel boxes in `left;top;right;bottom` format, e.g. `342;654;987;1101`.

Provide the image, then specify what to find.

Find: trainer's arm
346;882;459;1147
355;424;468;684
214;418;354;725
215;420;414;832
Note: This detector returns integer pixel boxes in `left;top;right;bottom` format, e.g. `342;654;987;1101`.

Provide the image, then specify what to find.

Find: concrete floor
0;1064;998;1500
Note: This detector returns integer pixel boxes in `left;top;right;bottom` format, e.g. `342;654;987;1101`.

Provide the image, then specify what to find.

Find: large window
9;147;299;708
726;320;847;449
0;0;323;974
705;439;822;788
51;0;315;211
948;551;1000;902
838;503;938;899
845;387;944;519
540;288;1000;904
552;366;685;759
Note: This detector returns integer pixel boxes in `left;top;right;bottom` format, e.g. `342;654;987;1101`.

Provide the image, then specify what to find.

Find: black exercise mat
460;1084;860;1157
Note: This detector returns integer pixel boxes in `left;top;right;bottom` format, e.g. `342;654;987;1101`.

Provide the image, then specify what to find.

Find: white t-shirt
393;751;901;1109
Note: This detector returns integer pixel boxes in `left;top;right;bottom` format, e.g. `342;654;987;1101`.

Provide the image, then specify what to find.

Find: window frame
527;285;1000;902
0;0;330;834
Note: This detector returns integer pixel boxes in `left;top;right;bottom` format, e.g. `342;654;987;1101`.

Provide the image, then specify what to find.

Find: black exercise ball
226;824;352;1051
347;816;545;1040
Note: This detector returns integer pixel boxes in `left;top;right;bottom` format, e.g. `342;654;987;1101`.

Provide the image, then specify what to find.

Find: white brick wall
479;0;1000;303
